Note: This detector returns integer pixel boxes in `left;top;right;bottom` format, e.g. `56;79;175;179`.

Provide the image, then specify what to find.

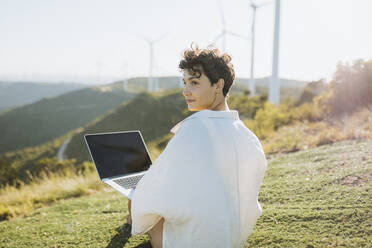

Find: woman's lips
186;99;195;103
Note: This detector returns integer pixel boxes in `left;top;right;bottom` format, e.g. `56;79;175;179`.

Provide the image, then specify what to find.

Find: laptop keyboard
113;174;144;189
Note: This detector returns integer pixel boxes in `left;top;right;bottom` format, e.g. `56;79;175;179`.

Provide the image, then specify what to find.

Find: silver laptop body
84;130;152;198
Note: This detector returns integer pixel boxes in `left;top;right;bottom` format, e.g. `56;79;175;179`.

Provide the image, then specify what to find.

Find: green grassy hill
64;90;189;163
1;139;370;247
0;86;135;154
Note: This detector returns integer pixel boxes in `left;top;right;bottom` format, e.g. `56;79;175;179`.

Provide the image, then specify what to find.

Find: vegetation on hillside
0;88;135;154
243;59;372;154
0;129;89;187
64;90;189;163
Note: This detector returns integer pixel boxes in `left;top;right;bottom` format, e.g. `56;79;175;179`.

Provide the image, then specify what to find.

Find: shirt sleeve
130;118;217;234
127;188;135;200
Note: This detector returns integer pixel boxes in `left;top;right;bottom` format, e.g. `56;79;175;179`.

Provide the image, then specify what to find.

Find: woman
129;45;267;248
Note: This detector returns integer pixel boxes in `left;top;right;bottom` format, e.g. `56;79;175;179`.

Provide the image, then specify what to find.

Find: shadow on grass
133;242;152;248
105;223;131;248
105;223;152;248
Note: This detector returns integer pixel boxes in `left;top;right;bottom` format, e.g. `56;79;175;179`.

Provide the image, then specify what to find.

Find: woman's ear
216;79;225;93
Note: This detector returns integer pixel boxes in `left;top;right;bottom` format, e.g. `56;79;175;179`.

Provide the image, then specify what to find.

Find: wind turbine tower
249;0;273;96
149;41;154;92
134;33;166;92
122;60;129;92
96;58;103;85
269;0;281;105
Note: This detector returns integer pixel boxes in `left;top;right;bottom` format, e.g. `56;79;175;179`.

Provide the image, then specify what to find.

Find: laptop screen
84;131;152;179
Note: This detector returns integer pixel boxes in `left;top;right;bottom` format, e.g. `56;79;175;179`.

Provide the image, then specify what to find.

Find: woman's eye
191;81;198;85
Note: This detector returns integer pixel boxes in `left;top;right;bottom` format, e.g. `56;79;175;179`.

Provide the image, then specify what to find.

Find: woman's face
183;68;218;111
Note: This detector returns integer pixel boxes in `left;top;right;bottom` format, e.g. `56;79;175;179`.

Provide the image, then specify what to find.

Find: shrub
245;102;292;140
312;127;345;146
290;102;323;122
342;107;372;140
297;79;326;106
314;59;372;118
228;93;267;119
76;161;96;175
0;205;13;221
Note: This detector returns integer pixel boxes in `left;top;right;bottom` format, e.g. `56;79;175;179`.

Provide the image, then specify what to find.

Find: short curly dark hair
179;44;235;97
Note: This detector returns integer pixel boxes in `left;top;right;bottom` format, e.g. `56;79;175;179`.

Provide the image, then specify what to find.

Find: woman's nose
183;87;191;97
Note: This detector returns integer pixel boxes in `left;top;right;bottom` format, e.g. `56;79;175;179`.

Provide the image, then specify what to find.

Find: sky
1;0;371;84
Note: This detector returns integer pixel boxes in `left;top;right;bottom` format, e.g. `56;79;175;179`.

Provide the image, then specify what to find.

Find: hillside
0;76;306;155
64;77;307;164
1;139;370;247
0;81;87;113
64;90;189;163
0;87;135;154
0;89;264;186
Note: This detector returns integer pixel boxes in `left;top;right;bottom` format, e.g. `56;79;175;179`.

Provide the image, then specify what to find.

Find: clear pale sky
1;0;371;84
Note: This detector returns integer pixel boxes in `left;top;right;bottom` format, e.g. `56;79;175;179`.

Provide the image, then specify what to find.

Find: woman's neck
210;99;230;111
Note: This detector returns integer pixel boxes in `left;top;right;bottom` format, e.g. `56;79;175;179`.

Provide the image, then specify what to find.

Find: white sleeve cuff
127;188;135;200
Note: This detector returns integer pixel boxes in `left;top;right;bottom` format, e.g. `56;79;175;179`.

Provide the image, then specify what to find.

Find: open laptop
84;130;152;198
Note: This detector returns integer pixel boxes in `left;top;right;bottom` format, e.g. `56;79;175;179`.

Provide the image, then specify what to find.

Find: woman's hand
126;186;136;225
126;199;132;225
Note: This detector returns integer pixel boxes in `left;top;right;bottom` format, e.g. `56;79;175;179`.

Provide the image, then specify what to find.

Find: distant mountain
0;81;87;112
0;77;307;114
233;77;308;100
0;84;136;154
235;77;309;88
0;74;121;85
118;76;308;100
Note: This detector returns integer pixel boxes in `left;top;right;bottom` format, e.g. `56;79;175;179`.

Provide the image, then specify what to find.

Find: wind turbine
134;33;167;92
122;60;129;92
268;0;281;105
248;0;273;96
95;58;104;85
213;0;248;52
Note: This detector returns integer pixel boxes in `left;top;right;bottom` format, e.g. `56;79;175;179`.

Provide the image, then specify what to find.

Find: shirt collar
170;109;240;134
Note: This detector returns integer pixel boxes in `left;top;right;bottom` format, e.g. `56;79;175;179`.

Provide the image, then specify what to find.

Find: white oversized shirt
131;109;267;248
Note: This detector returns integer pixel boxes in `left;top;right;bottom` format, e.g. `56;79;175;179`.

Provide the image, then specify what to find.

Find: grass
1;139;371;247
0;191;151;248
247;139;371;247
0;171;104;221
0;137;165;222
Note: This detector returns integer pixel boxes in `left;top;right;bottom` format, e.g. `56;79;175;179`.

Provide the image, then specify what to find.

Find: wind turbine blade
217;0;226;29
257;1;274;8
226;30;249;39
153;33;168;44
213;32;224;43
249;0;257;8
131;32;150;43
